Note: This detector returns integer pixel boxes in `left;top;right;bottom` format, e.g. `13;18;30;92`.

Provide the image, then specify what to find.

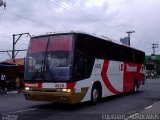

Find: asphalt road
0;79;160;120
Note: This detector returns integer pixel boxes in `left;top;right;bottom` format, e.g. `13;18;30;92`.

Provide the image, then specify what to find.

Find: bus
23;31;145;104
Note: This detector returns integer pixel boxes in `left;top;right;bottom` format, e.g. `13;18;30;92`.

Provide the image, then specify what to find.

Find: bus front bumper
23;88;88;104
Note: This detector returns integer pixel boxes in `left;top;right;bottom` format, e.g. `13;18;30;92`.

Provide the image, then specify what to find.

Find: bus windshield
24;34;73;81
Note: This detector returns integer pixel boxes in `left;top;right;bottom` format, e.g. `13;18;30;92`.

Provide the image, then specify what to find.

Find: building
0;58;24;88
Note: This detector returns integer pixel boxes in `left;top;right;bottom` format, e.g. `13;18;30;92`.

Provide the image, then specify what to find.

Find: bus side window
78;58;84;71
78;58;88;77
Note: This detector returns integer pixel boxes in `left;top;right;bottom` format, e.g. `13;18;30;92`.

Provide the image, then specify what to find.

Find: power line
6;10;54;30
0;35;12;39
50;0;96;22
0;49;27;58
0;41;11;44
49;0;109;31
51;0;123;35
62;0;108;24
49;0;130;35
59;0;101;22
0;34;29;46
0;33;12;36
0;37;29;47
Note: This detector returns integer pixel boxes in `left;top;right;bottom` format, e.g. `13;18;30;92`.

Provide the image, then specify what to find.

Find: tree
157;61;160;76
0;0;6;9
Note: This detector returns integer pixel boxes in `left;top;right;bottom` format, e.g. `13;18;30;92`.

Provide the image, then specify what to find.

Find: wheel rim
92;89;99;102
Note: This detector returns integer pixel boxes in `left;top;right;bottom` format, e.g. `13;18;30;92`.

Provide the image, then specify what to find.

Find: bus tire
133;81;138;93
91;84;102;104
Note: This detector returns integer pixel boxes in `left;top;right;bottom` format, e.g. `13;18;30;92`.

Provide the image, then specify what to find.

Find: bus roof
32;31;113;41
31;31;145;53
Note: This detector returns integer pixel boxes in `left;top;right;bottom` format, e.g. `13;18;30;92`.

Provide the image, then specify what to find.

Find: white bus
23;31;145;104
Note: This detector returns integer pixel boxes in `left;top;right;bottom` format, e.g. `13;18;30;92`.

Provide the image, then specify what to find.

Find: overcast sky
0;0;160;61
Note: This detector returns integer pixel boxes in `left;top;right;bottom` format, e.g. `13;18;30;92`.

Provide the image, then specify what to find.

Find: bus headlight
25;87;30;90
25;87;33;91
62;89;71;93
56;89;71;92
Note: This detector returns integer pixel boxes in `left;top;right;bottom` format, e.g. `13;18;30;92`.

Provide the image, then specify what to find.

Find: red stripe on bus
24;82;42;88
67;82;76;89
101;60;121;94
123;63;142;92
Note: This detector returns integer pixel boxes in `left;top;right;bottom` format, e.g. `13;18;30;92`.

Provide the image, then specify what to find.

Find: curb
0;90;22;95
7;90;22;94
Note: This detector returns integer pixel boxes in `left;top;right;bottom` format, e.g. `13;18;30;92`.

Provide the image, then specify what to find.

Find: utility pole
152;43;158;55
12;33;31;59
150;43;159;78
126;31;135;46
0;33;31;59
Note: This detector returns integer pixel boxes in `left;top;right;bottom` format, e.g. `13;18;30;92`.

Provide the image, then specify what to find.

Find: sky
0;0;160;61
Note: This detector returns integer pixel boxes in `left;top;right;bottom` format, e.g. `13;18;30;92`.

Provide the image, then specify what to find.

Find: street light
126;31;135;46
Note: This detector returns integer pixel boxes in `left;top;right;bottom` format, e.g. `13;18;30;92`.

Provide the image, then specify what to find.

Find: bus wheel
133;81;138;93
91;85;101;104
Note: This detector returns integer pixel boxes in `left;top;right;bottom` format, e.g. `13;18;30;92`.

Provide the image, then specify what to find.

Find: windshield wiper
31;69;41;80
31;62;43;80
